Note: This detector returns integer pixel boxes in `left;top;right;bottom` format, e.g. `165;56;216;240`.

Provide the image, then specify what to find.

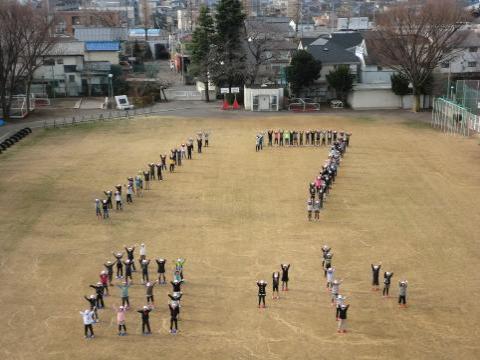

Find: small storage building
244;85;284;111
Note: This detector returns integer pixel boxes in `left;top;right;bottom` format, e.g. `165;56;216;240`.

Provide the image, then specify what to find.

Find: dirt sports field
0;112;479;360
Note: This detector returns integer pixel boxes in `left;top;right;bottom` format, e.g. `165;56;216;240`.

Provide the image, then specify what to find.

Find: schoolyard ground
0;112;479;360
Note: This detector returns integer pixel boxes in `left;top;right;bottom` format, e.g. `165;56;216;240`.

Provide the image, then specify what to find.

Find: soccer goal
431;97;480;136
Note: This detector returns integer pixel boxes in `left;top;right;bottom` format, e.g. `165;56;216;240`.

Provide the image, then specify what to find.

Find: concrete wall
348;88;402;109
348;88;430;110
85;51;119;65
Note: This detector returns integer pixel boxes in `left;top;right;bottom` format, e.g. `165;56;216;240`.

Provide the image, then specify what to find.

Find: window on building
252;95;259;111
468;61;477;68
441;62;450;68
57;59;63;65
377;66;383;71
469;47;478;53
43;58;55;66
55;21;66;34
64;65;77;73
69;75;75;82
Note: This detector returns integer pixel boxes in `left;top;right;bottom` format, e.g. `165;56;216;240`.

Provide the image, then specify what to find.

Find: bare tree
244;30;274;85
0;1;57;119
0;2;26;120
372;0;468;111
20;7;58;111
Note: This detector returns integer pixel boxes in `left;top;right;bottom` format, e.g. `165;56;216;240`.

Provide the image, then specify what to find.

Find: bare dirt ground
0;113;479;360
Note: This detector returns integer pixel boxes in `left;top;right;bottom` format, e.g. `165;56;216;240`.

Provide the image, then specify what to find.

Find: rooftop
307;41;360;65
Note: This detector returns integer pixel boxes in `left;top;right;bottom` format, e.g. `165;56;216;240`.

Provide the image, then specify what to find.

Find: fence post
53;119;56;128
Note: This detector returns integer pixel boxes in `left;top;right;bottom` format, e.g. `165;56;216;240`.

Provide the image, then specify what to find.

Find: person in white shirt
314;200;320;220
114;191;122;210
139;243;146;262
307;199;313;221
326;267;335;289
79;309;95;338
331;279;342;304
181;144;186;159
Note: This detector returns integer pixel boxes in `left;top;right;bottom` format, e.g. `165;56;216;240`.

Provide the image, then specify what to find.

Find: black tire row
0;127;32;154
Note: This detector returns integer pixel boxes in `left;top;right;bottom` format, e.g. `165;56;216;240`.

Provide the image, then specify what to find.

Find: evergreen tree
286;50;321;95
326;65;355;104
391;73;411;96
190;6;215;102
209;0;246;92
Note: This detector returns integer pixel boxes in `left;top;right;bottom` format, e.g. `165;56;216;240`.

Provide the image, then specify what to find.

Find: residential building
300;31;363;101
33;40;85;96
55;10;121;35
32;40;120;97
83;0;135;27
73;27;129;42
437;27;480;79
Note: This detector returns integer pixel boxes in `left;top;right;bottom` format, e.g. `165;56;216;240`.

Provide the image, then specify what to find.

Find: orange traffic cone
232;97;240;110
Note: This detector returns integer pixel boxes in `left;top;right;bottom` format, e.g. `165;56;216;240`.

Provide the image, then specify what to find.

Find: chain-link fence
452;80;480;116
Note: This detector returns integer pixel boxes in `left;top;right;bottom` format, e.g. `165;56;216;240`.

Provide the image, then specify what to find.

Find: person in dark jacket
272;272;280;299
383;271;394;297
281;264;290;291
337;304;350;333
89;282;105;309
257;280;267;308
371;263;382;291
169;301;180;334
137;306;152;335
156;258;167;284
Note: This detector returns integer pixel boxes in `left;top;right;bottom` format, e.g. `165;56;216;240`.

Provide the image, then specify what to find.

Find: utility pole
188;0;193;32
142;0;150;41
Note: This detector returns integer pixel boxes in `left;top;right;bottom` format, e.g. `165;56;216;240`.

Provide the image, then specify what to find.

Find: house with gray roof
298;31;363;101
32;39;120;97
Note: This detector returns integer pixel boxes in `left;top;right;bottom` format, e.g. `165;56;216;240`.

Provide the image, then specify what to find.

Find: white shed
244;85;284;111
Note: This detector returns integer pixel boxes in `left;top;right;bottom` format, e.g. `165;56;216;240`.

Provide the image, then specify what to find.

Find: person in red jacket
100;271;109;296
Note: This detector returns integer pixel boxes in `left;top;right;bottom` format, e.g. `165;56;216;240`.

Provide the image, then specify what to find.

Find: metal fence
431;97;480;136
41;107;158;129
0;104;194;143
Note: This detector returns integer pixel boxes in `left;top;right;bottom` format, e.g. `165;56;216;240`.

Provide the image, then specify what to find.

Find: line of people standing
307;136;349;221
265;129;352;147
94;131;210;220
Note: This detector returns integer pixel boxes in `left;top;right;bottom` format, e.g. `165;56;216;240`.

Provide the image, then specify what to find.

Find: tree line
190;0;468;112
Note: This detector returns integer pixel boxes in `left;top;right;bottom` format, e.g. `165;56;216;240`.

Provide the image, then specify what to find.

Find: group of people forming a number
256;129;351;151
80;243;187;339
307;134;350;221
255;246;410;334
94;131;210;220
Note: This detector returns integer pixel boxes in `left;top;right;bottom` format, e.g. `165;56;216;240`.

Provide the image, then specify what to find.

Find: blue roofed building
84;41;120;65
